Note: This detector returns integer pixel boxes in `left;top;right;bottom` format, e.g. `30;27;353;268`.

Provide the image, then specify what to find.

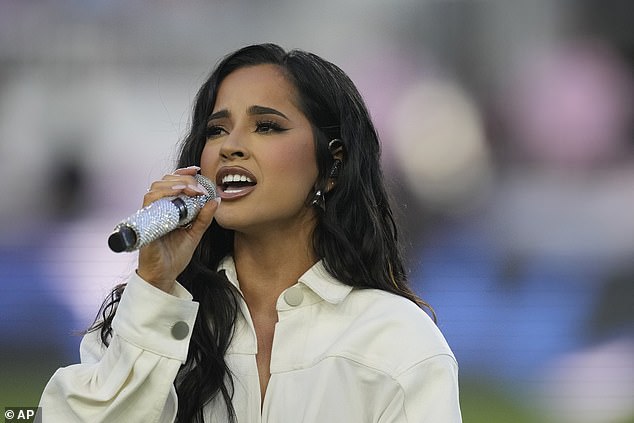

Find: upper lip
216;166;258;187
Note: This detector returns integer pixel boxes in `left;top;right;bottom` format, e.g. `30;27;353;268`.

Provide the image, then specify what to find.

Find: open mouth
216;167;257;198
221;174;256;193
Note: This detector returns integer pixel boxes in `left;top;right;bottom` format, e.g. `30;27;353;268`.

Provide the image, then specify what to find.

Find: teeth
222;174;253;184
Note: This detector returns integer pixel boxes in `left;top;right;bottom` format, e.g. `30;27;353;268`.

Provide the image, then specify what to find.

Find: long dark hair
90;43;432;423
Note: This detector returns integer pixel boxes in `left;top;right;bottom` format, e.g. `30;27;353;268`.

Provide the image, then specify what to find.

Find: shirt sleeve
379;354;462;423
38;273;199;423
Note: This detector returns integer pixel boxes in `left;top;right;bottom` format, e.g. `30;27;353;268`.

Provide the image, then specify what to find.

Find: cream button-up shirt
40;257;462;422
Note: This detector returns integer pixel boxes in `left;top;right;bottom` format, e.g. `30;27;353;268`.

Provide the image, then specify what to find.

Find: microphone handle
108;174;216;253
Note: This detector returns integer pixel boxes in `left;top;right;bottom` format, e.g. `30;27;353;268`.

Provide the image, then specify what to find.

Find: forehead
214;64;299;110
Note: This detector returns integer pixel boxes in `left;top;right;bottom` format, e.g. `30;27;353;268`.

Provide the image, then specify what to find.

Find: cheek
274;143;318;185
200;142;220;177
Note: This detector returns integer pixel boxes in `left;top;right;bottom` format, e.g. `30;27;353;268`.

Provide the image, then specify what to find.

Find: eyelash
206;120;287;140
255;120;287;134
205;126;226;139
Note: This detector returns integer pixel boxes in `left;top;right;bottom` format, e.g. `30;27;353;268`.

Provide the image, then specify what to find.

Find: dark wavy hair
89;43;433;423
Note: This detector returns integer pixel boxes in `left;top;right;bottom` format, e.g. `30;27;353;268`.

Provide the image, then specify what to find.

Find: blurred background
0;0;632;421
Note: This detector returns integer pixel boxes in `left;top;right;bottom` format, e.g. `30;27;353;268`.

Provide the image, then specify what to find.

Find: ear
326;139;345;192
328;138;345;162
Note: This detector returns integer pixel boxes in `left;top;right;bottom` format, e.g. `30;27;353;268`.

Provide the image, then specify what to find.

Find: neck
232;224;318;313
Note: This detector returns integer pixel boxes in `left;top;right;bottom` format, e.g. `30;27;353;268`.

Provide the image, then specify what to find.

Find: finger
141;184;190;208
185;198;220;240
160;173;199;185
144;178;208;206
173;165;201;176
142;188;174;208
149;179;206;195
161;174;209;196
171;181;210;197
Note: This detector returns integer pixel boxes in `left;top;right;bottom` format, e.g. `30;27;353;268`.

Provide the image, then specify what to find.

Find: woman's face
200;64;319;235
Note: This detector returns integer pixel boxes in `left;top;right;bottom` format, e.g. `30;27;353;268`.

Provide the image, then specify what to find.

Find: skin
138;64;322;405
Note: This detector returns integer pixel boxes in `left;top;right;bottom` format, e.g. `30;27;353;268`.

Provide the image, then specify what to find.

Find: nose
219;133;249;160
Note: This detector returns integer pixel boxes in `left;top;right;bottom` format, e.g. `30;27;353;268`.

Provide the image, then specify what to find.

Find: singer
39;44;462;422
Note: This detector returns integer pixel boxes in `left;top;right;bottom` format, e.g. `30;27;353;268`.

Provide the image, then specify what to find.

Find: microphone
108;174;217;253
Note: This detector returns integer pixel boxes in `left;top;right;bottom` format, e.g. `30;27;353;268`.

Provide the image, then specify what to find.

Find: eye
255;120;287;134
206;125;227;139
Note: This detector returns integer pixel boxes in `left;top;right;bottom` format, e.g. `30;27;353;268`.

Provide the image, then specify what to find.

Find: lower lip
217;185;256;200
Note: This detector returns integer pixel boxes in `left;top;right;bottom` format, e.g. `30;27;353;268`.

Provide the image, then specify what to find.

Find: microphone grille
195;173;217;199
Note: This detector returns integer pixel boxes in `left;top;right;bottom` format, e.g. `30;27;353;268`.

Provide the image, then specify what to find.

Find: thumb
190;197;220;234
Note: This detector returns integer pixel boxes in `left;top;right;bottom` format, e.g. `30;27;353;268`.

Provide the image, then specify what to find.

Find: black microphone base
108;226;138;253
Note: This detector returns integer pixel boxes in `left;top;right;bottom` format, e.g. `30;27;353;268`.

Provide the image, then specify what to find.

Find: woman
40;43;461;422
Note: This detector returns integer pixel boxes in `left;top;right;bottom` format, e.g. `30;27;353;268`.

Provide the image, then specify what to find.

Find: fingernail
214;197;222;204
174;165;201;173
189;183;209;196
171;184;187;190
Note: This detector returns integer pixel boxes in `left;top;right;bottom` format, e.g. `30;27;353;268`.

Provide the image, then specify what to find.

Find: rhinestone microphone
107;174;217;253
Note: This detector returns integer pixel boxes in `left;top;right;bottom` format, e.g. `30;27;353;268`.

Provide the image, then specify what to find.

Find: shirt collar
298;260;352;304
218;256;240;290
217;256;352;305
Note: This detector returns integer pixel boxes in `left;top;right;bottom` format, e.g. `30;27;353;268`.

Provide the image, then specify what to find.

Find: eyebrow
208;109;229;122
248;105;289;120
207;105;289;123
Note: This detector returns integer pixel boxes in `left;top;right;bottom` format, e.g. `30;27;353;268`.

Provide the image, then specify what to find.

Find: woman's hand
136;166;220;293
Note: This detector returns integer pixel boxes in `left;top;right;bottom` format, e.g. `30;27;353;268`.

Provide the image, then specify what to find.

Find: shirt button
284;286;304;306
171;321;190;340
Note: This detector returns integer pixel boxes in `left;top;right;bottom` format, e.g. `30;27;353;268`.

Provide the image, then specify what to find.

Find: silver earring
311;158;342;211
329;159;342;179
311;189;326;211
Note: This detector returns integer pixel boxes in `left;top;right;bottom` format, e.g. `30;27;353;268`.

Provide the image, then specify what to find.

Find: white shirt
39;257;462;422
